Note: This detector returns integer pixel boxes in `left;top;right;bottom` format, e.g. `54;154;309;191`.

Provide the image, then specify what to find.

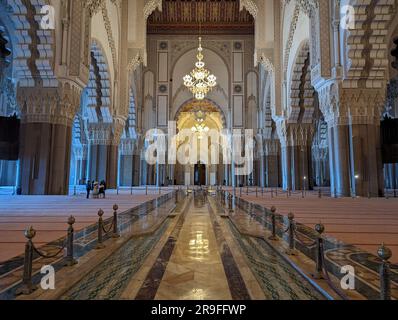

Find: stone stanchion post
146;185;148;195
229;195;234;213
96;209;105;249
256;187;258;197
15;226;38;295
286;213;297;255
65;216;78;266
112;204;120;238
378;244;392;300
313;223;325;279
268;207;278;241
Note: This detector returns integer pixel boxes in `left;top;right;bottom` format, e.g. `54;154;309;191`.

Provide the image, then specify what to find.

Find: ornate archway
173;99;226;186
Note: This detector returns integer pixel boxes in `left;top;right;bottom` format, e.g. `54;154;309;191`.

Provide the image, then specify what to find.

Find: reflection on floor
3;189;395;300
223;187;398;263
0;188;174;262
0;193;176;300
149;194;249;300
227;194;398;300
51;191;327;300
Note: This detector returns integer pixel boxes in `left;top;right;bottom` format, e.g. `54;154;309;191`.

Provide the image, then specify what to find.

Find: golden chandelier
183;37;217;100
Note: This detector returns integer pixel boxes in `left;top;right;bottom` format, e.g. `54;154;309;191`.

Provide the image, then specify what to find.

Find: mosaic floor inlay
0;193;177;300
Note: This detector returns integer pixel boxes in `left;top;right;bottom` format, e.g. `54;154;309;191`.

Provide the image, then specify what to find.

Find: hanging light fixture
183;37;217;100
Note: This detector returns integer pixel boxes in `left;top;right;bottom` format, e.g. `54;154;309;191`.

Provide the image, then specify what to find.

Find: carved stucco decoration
18;80;82;126
84;0;103;17
127;52;144;72
144;0;163;20
84;0;118;72
283;3;301;79
170;40;232;68
239;0;258;19
318;81;386;127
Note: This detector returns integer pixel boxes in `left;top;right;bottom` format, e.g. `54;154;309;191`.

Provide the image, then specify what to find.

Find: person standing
86;180;92;199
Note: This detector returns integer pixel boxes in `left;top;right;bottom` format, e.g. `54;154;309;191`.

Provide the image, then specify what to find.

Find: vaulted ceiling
147;0;254;35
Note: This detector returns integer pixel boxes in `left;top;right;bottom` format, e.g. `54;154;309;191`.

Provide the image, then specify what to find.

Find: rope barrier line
15;215;77;296
14;192;180;297
319;242;350;300
293;229;317;248
219;190;395;300
102;219;115;234
32;241;66;259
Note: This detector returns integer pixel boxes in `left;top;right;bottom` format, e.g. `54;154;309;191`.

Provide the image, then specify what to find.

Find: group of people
86;180;107;199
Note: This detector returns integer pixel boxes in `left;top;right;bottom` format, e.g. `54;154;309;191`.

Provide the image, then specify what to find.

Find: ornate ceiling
147;0;254;35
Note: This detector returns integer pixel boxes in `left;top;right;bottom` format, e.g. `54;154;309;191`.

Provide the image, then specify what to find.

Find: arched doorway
174;99;226;186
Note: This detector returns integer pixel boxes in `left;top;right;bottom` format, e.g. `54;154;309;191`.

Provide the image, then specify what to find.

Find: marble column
332;125;351;197
18;122;72;195
132;154;141;186
327;126;337;196
119;154;133;186
267;154;280;188
351;123;384;197
87;144;118;188
281;146;292;191
0;160;17;186
105;145;118;189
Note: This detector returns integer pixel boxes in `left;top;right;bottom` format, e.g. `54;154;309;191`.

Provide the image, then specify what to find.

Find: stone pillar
351;123;384;197
332;125;351;197
132;154;141;186
264;140;280;188
106;144;118;189
78;158;87;184
16;76;83;195
318;86;386;198
0;160;17;186
18;121;72;195
291;146;301;190
119;155;132;186
281;146;292;191
327;126;337;196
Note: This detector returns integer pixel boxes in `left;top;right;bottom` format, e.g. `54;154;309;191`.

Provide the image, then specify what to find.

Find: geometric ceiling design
147;0;254;35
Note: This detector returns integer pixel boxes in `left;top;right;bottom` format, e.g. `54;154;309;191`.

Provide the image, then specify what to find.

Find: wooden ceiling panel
147;0;254;35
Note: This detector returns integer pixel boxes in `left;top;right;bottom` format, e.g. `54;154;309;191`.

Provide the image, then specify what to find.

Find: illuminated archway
174;99;226;186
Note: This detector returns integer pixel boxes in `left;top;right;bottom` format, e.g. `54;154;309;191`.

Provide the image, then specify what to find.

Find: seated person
92;182;100;199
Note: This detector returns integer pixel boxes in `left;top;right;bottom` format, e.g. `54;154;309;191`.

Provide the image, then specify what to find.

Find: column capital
276;120;314;147
317;81;386;127
17;80;82;126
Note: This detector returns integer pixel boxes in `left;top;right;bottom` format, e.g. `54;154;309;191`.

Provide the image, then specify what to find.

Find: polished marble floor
222;187;398;263
2;189;396;300
0;188;176;262
153;195;236;300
